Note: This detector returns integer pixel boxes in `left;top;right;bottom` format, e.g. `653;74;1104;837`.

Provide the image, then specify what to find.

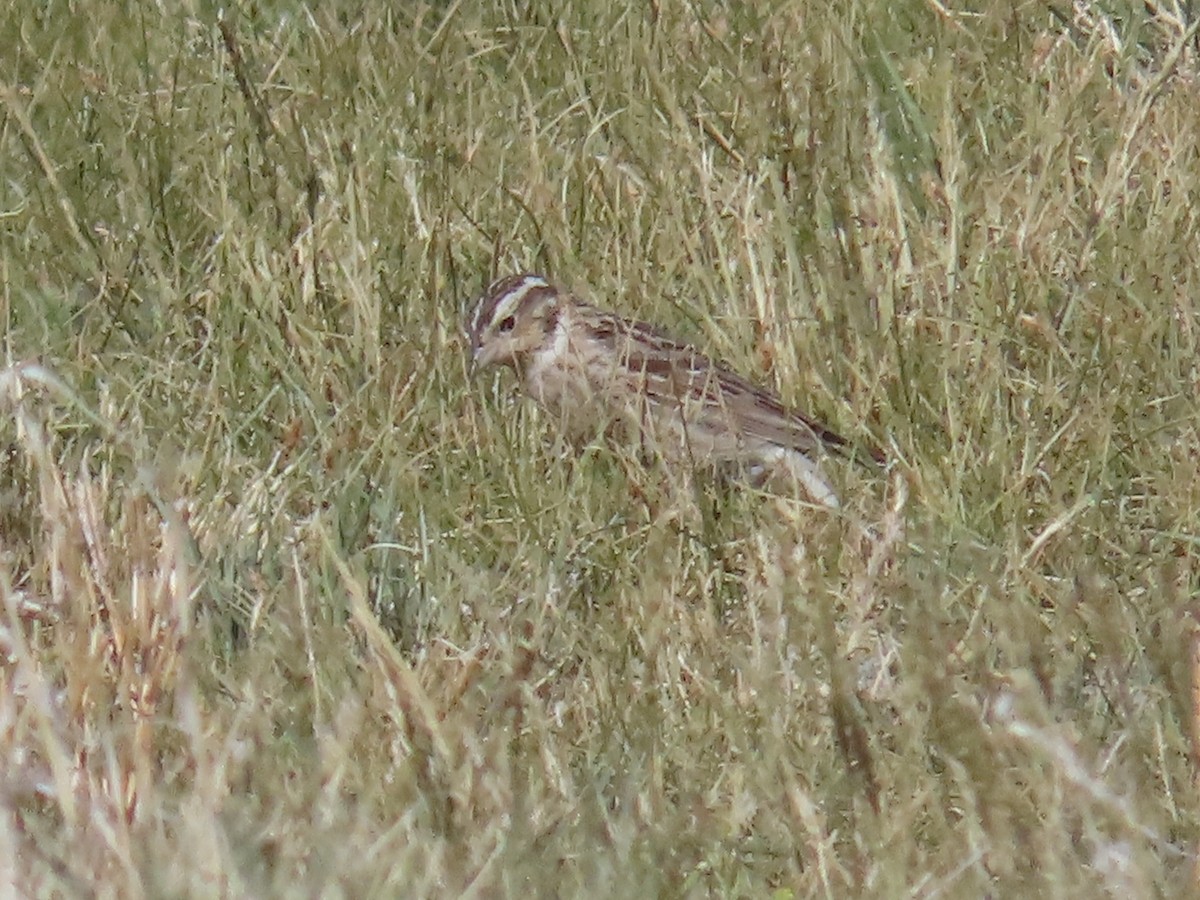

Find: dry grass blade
0;1;1196;895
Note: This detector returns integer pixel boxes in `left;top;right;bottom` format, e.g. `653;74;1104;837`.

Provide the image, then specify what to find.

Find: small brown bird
466;273;879;508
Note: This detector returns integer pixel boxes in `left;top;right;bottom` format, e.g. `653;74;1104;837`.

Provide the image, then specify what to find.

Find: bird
465;272;880;508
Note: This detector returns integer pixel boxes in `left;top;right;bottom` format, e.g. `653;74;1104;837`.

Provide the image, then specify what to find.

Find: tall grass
1;1;1198;895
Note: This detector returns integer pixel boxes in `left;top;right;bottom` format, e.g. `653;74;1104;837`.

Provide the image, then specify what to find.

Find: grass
2;0;1198;895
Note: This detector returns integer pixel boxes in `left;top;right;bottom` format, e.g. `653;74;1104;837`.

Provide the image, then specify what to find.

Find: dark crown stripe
471;273;551;336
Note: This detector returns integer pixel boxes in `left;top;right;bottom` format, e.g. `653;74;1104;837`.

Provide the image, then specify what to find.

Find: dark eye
498;315;516;333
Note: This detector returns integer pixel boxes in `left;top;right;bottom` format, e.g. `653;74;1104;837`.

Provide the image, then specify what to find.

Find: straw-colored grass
2;1;1198;895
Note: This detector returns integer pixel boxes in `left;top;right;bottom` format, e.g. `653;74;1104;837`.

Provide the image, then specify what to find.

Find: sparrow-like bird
467;273;880;508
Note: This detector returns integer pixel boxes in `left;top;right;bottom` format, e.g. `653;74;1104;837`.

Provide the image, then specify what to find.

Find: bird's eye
498;315;517;333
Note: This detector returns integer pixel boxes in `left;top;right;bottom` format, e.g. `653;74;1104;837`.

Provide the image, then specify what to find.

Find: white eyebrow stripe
494;275;549;321
483;275;550;331
469;274;553;342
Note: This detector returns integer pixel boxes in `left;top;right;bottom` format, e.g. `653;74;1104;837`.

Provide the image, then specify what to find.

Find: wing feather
590;308;857;459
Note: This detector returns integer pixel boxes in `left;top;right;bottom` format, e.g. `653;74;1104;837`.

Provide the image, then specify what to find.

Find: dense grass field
2;1;1199;895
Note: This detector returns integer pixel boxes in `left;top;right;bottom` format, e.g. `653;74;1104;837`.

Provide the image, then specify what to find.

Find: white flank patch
763;445;840;509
